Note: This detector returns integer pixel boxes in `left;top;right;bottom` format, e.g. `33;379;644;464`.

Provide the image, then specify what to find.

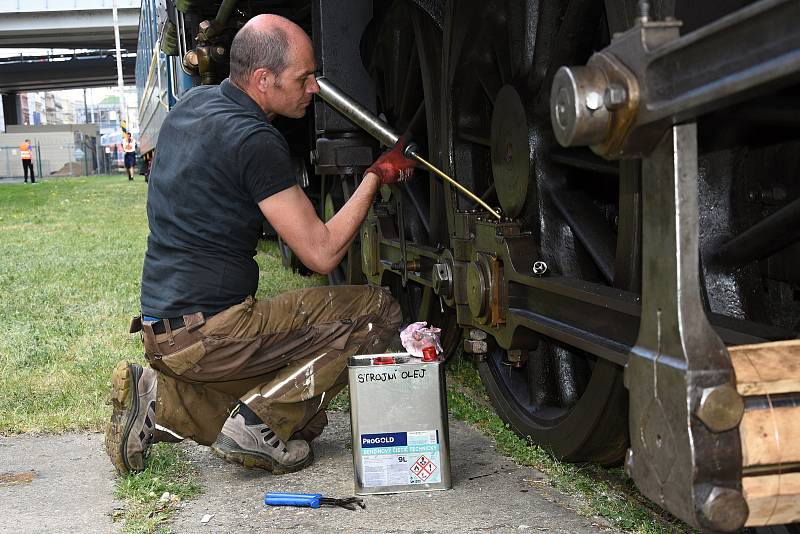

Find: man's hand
365;138;416;185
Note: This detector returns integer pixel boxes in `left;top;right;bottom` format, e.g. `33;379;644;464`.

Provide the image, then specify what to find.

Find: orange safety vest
123;139;136;153
19;143;32;160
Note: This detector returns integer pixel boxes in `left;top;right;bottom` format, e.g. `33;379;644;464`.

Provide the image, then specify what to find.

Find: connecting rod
315;76;501;219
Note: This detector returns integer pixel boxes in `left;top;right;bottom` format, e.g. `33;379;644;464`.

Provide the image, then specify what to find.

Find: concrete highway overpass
0;52;135;92
0;0;140;50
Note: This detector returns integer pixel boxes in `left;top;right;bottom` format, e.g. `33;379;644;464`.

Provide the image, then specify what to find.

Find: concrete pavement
0;411;619;533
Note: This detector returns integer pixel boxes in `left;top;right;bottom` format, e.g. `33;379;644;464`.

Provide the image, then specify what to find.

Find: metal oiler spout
315;76;501;219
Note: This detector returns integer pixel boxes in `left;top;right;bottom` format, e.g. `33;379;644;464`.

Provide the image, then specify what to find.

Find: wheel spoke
505;0;536;81
407;101;426;138
402;182;431;239
549;188;617;284
398;39;421;126
554;345;589;409
457;128;491;147
474;68;499;105
526;345;559;408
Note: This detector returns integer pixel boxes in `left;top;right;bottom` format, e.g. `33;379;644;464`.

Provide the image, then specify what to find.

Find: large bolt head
604;84;628;110
696;383;744;433
701;486;748;532
550;66;611;148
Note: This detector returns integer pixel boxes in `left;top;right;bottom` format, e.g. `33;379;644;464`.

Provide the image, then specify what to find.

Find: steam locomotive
135;1;800;531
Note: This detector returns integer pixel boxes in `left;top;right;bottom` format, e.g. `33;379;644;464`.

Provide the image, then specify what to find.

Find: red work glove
365;138;416;185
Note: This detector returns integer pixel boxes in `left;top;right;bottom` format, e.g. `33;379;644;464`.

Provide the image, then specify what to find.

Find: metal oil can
347;352;452;495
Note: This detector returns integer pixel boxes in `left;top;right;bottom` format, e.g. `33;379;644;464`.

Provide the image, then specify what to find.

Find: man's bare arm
259;173;381;274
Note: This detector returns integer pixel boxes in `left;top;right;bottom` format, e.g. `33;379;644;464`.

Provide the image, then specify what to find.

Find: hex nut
701;486;748;532
604;84;628;110
469;329;488;341
464;339;488;354
696;383;744;433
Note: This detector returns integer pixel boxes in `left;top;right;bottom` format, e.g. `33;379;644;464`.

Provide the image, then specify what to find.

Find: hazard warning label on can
360;430;442;487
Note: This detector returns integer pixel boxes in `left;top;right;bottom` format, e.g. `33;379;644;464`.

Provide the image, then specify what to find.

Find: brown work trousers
141;285;402;446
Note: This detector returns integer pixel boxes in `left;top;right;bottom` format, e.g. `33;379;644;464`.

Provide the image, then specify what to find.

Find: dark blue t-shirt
141;79;295;318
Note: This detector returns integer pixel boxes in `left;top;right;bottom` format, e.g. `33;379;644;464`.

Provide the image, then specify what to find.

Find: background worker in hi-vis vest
20;139;35;183
123;132;137;180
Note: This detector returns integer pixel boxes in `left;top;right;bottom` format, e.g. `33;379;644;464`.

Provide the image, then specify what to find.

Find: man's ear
253;68;275;93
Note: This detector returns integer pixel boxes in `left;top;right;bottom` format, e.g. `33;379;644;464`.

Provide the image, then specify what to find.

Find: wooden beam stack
729;339;800;527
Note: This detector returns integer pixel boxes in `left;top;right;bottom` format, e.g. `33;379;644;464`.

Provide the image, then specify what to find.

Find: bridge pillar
2;92;20;128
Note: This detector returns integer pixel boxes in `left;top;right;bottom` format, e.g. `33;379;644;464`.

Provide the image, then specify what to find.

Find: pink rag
399;322;443;357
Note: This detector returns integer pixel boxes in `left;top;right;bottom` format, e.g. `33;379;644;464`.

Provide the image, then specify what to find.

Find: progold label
361;432;407;448
359;430;442;487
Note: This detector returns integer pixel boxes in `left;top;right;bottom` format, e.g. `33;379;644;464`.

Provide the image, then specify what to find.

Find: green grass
114;443;202;533
0;175;323;434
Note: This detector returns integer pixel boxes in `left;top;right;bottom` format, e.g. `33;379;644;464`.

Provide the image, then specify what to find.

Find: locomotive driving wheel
354;0;799;468
441;0;800;466
442;0;633;463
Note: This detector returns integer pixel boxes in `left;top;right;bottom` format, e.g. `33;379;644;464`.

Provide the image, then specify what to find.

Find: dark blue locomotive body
135;0;193;158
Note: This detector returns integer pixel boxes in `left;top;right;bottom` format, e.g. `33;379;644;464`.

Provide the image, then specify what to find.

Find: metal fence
0;142;109;179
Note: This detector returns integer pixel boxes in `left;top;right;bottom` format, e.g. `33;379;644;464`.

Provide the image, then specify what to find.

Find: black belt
149;312;217;335
151;316;187;335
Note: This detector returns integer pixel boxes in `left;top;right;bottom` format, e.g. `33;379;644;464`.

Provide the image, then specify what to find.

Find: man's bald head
229;14;318;119
229;15;310;87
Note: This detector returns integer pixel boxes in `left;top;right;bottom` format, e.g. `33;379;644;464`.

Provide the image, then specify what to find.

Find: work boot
105;361;157;475
211;403;313;475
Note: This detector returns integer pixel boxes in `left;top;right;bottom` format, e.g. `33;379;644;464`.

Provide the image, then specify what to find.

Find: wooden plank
730;340;800;396
741;406;800;467
743;472;800;526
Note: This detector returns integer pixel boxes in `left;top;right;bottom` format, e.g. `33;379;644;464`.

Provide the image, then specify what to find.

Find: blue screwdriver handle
265;492;322;508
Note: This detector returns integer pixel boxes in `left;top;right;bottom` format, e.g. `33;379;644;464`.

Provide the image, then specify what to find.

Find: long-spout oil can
347;352;452;494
